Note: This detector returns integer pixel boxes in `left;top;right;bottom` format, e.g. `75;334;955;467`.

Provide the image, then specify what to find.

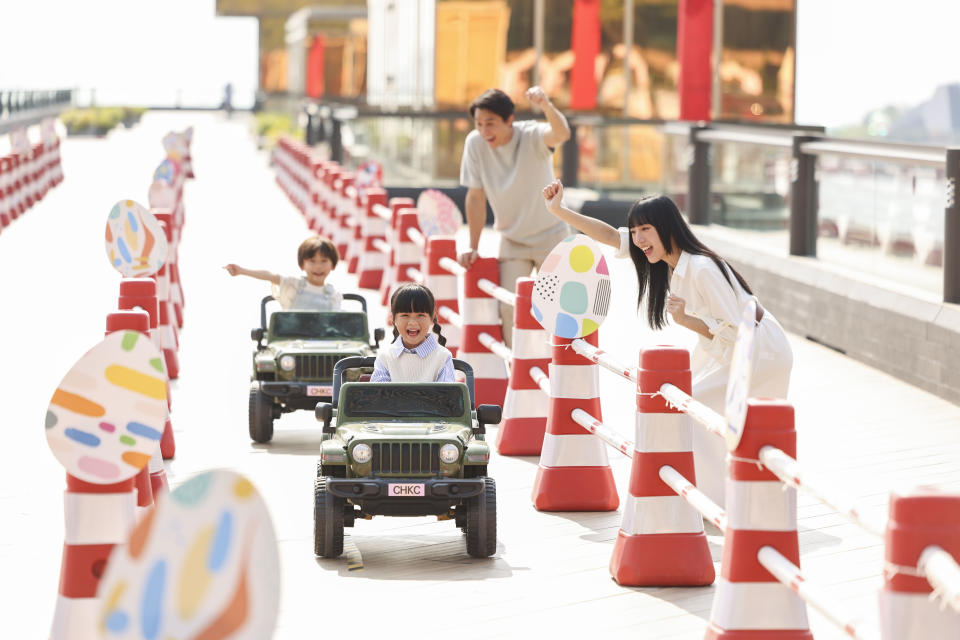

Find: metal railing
0;89;74;134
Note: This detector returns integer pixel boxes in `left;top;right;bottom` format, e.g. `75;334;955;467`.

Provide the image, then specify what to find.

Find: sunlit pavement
3;111;960;639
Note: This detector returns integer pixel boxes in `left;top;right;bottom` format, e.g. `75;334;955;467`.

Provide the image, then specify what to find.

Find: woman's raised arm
542;180;621;249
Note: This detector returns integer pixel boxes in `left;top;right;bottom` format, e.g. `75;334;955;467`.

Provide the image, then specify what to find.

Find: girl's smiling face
302;253;333;286
395;311;434;348
630;224;668;263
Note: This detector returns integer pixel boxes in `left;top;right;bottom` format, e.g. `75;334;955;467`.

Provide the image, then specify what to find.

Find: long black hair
389;283;447;346
626;195;753;330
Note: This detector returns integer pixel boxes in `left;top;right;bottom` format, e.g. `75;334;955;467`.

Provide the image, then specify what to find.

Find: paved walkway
2;111;959;639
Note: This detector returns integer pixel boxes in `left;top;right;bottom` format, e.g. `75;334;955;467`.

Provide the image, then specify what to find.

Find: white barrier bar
405;227;426;248
405;266;424;284
437;305;463;328
658;383;726;439
918;546;960;615
571;339;638;382
478;332;512;362
477;278;517;307
758;445;886;538
437;256;467;278
372;203;392;222
570;408;634;458
659;465;728;532
758;546;877;640
529;366;551;395
372;238;391;255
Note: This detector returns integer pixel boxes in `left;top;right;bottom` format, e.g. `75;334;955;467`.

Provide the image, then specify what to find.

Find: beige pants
497;226;570;347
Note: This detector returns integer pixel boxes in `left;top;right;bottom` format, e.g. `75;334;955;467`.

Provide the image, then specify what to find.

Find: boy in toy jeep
224;235;342;310
371;283;454;382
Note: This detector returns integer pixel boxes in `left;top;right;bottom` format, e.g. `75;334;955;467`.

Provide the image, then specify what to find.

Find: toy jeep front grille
370;442;440;476
294;354;339;380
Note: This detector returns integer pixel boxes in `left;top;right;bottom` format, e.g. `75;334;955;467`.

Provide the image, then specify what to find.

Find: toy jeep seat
331;356;476;408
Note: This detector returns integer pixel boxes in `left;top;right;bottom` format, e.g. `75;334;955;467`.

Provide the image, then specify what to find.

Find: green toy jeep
248;294;384;443
313;356;502;559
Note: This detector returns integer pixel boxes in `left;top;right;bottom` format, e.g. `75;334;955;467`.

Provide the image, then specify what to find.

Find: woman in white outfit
541;180;792;508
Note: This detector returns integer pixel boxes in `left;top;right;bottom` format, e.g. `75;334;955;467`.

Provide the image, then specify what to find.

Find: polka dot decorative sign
355;160;383;189
724;299;757;450
152;158;179;186
105;199;168;278
531;234;611;339
416;189;461;237
97;469;281;640
45;331;168;483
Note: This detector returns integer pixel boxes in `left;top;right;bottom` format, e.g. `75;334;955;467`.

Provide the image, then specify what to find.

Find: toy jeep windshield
248;293;384;443
313;356;502;559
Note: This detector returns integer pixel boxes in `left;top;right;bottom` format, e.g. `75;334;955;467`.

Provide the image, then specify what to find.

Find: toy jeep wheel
314;478;344;557
465;477;497;558
248;386;274;443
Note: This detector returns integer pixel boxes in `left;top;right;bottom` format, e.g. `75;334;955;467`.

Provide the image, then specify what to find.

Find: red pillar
569;0;601;111
677;0;714;121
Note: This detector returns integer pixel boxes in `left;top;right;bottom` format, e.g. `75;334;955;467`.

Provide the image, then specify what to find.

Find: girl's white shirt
272;276;342;311
616;227;760;367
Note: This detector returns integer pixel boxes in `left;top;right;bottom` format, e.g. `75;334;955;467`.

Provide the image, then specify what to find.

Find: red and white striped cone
320;167;342;239
706;400;811;640
105;310;170;494
152;210;183;329
33;143;47;202
459;257;509;408
609;346;714;586
347;188;365;273
357;188;388;289
50;475;136;640
531;331;619;511
156;297;179;380
880;487;960;639
381;209;421;308
117;279;176;459
423;237;461;356
11;153;25;218
378;197;415;306
0;156;10;228
496;277;550;455
334;173;355;260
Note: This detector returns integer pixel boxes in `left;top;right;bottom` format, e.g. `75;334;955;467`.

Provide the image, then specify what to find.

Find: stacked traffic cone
333;173;355;260
496;277;550;455
532;331;618;511
880;487;960;638
458;256;509;408
705;400;811;639
378;197;415;306
609;346;714;586
356;188;389;289
422;237;461;356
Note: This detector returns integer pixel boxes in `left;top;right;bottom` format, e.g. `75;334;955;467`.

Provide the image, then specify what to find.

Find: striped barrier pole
377;198;415;307
333;173;355;260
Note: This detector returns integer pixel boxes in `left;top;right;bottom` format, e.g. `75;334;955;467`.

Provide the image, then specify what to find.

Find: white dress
617;230;793;507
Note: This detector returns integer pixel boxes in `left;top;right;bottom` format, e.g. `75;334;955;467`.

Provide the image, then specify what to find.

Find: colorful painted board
531;234;611;339
105;199;168;278
152;158;180;186
97;469;281;640
45;331;167;483
724;298;757;450
354;160;383;189
10;127;31;154
415;189;461;237
162;131;187;159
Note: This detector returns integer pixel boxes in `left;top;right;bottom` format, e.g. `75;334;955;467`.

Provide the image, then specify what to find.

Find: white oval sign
416;189;461;237
105;199;168;278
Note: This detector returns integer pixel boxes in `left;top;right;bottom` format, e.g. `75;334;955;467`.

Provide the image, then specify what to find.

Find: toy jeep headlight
352;443;372;464
439;443;460;464
279;355;296;371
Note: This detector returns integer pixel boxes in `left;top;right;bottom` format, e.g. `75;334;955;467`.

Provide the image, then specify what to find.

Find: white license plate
388;483;425;497
307;385;333;397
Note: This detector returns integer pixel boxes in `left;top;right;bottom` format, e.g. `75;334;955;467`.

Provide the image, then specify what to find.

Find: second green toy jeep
313;356;502;559
248;293;384;443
